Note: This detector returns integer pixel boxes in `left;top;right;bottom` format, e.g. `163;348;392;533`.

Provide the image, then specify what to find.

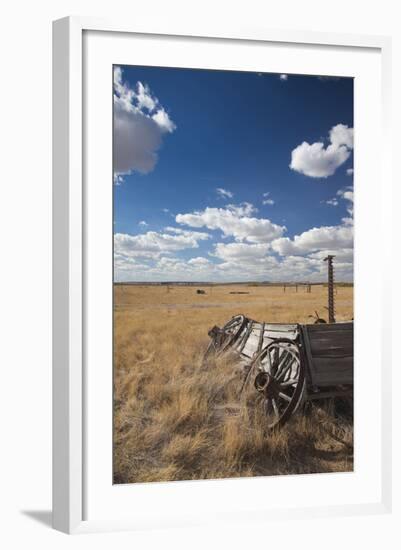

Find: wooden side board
301;323;354;387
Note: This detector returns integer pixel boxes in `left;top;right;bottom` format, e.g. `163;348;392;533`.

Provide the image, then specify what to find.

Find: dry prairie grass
114;284;353;484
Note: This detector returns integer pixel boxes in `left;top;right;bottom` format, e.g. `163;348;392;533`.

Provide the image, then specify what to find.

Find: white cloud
308;248;354;263
280;74;288;81
290;142;349;178
114;236;353;283
113;67;176;180
330;124;354;149
138;220;148;227
176;205;285;243
337;188;354;203
114;174;124;186
164;226;210;237
271;224;353;256
216;187;234;199
187;257;211;267
262;192;274;205
213;242;270;262
135;81;157;112
346;168;354;176
225;202;256;216
335;187;354;225
114;184;353;283
325;198;339;206
114;229;210;259
152;108;176;133
290;123;353;178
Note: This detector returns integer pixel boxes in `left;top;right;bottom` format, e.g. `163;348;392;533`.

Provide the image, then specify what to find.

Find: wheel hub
254;372;278;397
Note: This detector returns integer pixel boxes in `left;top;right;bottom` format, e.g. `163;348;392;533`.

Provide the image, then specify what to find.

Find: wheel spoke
275;349;289;372
278;391;291;402
282;363;299;384
276;351;299;381
271;397;279;417
269;350;281;376
276;361;293;381
272;346;280;371
275;350;295;378
264;349;273;373
280;379;298;387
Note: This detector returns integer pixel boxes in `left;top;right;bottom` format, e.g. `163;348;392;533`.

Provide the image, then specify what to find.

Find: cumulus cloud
337;187;354;203
225;202;257;216
176;204;285;243
290;124;354;178
280;74;288;81
138;220;148;227
330;124;354;149
114;229;210;259
164;226;210;237
187;257;211;267
113;66;176;180
336;186;354;224
114;187;353;283
308;248;354;263
213;242;270;262
216;187;234;199
271;224;353;256
346;168;354;176
114;235;353;283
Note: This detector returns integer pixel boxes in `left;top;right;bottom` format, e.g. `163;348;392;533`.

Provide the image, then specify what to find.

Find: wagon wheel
203;315;247;360
240;338;306;429
217;314;247;355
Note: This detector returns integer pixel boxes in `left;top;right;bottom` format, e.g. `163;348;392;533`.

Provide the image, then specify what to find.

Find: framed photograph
53;17;392;534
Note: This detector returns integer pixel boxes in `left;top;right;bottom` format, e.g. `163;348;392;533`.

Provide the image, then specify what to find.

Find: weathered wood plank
311;357;353;386
300;323;353;386
238;320;254;352
264;324;298;332
263;331;298;340
308;324;353;357
257;322;265;353
306;322;353;333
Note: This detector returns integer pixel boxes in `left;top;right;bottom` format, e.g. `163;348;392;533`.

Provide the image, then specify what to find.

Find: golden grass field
113;283;354;484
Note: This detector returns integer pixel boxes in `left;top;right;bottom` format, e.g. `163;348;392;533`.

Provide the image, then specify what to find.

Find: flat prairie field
114;284;354;484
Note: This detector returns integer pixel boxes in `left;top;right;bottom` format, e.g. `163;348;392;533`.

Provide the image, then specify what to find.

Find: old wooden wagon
205;315;353;429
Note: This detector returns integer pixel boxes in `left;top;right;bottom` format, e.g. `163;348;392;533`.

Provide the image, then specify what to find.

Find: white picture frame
52;16;392;534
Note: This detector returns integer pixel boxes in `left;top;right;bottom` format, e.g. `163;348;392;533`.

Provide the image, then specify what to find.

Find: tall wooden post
324;255;335;323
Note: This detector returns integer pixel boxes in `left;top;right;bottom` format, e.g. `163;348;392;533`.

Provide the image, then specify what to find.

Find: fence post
324;255;336;323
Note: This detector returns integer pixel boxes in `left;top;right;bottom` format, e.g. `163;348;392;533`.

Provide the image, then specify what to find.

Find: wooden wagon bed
206;314;353;428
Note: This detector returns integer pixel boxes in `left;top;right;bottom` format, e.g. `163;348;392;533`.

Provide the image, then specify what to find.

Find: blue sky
113;66;354;282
